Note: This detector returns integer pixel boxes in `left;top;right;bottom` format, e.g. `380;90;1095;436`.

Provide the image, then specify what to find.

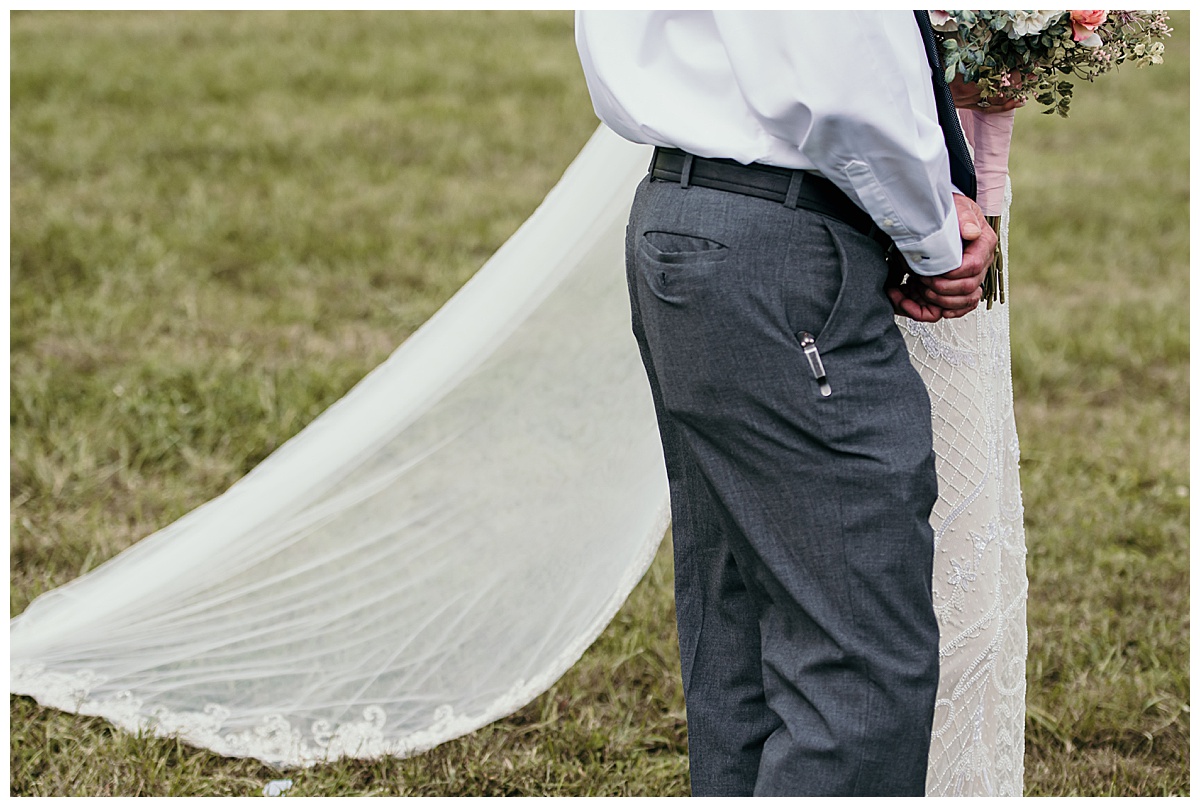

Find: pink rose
1070;9;1107;44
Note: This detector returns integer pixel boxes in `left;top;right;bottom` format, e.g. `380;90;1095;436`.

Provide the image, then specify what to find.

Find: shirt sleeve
712;11;963;275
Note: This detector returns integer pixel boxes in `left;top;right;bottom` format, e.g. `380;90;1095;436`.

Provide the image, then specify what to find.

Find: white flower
929;10;959;32
262;780;293;797
948;557;977;591
1007;10;1066;37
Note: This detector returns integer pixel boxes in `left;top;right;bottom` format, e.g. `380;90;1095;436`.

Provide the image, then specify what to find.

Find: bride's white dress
10;127;1026;795
902;181;1028;796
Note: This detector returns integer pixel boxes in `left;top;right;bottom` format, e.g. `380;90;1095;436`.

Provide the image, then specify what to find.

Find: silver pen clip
799;332;832;397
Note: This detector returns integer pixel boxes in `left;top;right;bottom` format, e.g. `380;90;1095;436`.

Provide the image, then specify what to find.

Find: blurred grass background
9;10;1188;796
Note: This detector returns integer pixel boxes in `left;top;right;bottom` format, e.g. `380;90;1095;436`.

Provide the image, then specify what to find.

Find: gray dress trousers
625;173;941;796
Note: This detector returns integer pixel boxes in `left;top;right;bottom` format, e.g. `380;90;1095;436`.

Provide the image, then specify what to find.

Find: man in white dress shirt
575;11;997;796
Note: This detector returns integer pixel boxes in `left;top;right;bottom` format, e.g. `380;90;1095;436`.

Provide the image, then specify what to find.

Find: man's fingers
941;303;978;319
938;212;999;280
921;243;991;281
887;285;943;322
954;193;985;240
919;285;983;311
927;263;984;281
959;223;999;276
920;275;983;298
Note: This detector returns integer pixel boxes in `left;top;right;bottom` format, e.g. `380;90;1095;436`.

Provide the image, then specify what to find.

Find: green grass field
10;11;1188;796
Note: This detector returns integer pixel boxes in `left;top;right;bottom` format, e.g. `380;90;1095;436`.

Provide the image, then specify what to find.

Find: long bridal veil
11;127;670;767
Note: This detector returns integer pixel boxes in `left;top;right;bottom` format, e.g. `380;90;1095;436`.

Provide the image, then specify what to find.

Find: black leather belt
649;147;892;254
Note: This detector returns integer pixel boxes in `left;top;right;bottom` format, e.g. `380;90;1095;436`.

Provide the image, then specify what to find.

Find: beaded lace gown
11;126;1026;794
903;177;1028;796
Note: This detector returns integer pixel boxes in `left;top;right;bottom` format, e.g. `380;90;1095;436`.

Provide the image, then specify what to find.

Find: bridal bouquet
931;10;1171;116
929;10;1170;304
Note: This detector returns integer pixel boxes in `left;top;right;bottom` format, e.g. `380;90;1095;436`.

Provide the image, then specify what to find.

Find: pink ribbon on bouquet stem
957;107;1016;217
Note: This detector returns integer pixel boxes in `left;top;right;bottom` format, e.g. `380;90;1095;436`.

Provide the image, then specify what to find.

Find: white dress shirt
575;10;963;275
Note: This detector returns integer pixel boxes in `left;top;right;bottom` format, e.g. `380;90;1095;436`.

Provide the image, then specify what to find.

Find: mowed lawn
10;11;1188;797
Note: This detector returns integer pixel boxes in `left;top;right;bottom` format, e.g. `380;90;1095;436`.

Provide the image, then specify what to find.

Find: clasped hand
887;193;997;323
886;72;1016;322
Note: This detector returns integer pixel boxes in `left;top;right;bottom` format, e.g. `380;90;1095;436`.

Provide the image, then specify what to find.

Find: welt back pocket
640;230;729;264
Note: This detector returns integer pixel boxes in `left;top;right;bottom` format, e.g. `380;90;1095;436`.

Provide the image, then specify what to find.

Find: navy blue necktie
913;10;976;200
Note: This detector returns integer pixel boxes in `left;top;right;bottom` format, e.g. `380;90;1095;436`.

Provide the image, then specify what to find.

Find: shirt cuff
895;207;962;276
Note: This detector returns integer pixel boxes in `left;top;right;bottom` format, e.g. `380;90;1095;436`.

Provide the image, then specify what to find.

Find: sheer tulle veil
11;128;672;766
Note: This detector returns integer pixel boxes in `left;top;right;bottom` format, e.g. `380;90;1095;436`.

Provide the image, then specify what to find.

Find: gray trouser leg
625;176;940;796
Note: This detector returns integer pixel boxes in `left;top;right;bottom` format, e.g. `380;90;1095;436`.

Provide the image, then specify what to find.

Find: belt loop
680;154;694;189
784;171;803;209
